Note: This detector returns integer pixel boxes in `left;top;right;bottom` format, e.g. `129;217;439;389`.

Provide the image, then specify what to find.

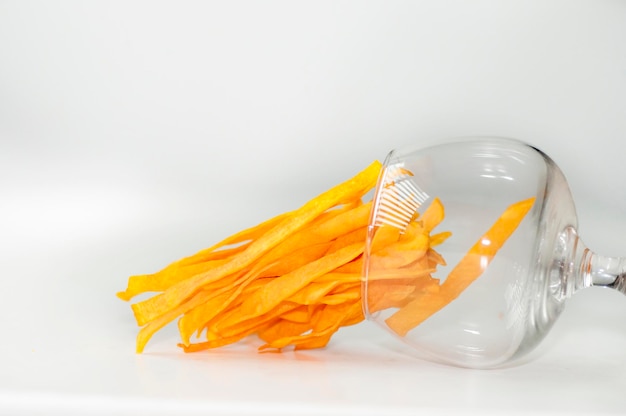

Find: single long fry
420;198;445;233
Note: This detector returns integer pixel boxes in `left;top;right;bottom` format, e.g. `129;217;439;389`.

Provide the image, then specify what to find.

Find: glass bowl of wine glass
362;137;625;368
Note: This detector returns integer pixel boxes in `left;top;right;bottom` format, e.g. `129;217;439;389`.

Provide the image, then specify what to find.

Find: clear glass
362;137;626;368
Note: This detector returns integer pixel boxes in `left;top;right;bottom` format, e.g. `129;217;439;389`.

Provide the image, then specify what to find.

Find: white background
1;1;626;415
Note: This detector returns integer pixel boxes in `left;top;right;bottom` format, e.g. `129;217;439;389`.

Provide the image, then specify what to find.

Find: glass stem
562;227;626;298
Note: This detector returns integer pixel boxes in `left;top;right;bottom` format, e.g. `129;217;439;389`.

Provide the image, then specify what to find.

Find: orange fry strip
420;197;444;232
254;202;370;271
118;258;233;301
215;302;300;339
258;320;313;344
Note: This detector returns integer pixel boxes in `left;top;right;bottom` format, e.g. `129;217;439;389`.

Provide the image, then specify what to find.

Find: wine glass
362;137;625;369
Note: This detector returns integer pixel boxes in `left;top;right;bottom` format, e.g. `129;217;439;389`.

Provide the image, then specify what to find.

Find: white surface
2;1;626;415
